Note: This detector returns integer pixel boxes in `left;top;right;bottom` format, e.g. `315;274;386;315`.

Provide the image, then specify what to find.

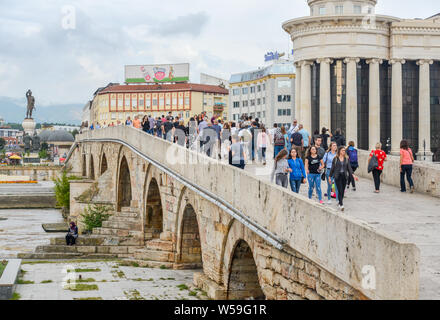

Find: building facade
0;127;21;146
283;0;440;161
91;83;229;125
229;60;296;128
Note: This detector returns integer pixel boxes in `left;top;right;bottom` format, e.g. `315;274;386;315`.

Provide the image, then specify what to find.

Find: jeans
290;179;302;193
326;170;338;200
307;173;322;201
400;165;414;192
66;234;76;246
334;175;347;206
274;145;284;159
372;169;382;191
232;163;245;170
276;173;289;188
258;147;267;162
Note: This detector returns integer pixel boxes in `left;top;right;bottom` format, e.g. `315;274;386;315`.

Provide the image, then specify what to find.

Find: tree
71;129;79;138
0;137;5;151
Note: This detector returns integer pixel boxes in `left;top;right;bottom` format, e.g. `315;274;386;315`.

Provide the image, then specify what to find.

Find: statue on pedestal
32;133;41;152
26;90;36;119
23;134;32;154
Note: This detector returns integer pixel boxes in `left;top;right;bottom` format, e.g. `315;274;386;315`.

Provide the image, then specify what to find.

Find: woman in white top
257;127;269;165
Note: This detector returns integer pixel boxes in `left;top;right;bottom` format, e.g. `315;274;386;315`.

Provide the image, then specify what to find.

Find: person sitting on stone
66;222;78;246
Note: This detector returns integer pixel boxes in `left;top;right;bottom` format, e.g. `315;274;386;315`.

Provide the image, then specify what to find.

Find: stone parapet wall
357;150;440;198
0;166;62;181
75;127;420;300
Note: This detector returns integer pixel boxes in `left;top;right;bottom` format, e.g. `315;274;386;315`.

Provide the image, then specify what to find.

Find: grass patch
159;265;168;270
67;268;101;273
73;297;103;300
188;291;197;297
64;284;99;291
177;284;188;291
0;260;7;278
132;278;154;282
10;293;21;300
124;289;145;300
41;280;53;284
67;278;96;283
17;280;34;284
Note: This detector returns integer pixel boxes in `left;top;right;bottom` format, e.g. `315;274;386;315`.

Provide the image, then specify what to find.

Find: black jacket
329;157;354;180
332;134;346;147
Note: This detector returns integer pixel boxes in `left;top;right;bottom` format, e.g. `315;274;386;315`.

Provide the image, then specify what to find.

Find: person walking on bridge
288;148;306;193
400;139;415;193
330;146;358;211
323;142;338;204
271;149;291;189
368;142;387;193
305;146;324;204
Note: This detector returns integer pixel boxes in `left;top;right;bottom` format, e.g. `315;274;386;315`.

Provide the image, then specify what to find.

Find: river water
0;208;64;258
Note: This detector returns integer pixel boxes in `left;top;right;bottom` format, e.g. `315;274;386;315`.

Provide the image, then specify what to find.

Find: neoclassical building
283;0;440;161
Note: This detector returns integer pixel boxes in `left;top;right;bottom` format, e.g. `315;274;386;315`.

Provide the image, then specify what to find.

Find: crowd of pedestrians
84;113;417;212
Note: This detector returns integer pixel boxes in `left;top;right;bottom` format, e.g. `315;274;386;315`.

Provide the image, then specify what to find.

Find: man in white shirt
288;119;299;136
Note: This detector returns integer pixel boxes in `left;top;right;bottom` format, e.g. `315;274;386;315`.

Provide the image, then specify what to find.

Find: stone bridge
24;126;419;300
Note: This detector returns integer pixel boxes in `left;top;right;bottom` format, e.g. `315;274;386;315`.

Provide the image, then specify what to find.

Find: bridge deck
244;156;440;300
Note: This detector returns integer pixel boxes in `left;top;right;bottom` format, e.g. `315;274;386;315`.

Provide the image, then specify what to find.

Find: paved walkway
241;145;440;300
0;181;55;196
16;261;201;300
0;209;64;258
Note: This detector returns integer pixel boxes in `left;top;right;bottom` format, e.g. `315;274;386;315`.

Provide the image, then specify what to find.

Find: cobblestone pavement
0;209;64;258
16;260;201;300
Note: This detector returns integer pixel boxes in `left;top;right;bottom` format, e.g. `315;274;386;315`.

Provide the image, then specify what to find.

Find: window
319;6;326;15
233;89;240;95
354;5;361;14
250;86;255;93
243;101;249;107
166;97;171;107
263;111;265;118
257;98;261;105
153;98;158;107
139;98;144;108
159;97;165;107
250;100;255;106
111;97;116;108
278;109;282;116
257;85;261;92
111;113;116;120
335;5;343;15
242;87;249;94
287;109;291;116
146;99;151;108
257;112;261;118
185;97;190;105
263;97;266;104
125;98;130;108
179;97;184;106
278;95;291;102
278;80;291;88
233;101;240;108
172;97;177;106
263;84;266;91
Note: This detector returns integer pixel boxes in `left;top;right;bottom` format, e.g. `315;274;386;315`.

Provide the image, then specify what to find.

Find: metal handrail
74;136;287;251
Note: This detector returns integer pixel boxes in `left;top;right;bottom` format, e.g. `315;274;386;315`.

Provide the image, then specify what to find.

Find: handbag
368;153;379;173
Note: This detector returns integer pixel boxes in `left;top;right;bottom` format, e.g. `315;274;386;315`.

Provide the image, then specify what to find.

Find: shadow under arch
117;155;132;211
82;154;87;177
100;152;108;175
178;203;203;266
89;155;95;179
145;178;163;240
227;239;265;300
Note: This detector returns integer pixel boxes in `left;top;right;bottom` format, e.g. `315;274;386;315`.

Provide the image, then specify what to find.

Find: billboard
125;63;190;83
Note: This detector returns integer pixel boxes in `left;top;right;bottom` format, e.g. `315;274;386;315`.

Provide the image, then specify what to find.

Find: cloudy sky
0;0;438;106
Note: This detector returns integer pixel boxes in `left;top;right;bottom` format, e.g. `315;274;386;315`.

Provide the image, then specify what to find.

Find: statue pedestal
22;118;36;136
23;153;40;165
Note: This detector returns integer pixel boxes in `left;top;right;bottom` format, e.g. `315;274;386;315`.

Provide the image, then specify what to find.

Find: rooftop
229;60;295;84
98;83;229;95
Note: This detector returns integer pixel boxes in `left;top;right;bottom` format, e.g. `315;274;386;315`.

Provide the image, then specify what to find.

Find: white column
344;58;360;146
366;59;383;150
417;59;434;161
317;58;333;132
300;61;313;132
295;62;302;121
390;59;405;155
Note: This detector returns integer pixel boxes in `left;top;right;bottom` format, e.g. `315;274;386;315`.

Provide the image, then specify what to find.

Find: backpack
274;131;285;146
347;147;358;164
368;153;378;173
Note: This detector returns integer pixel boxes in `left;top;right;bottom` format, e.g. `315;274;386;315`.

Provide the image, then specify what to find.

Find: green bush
53;169;81;212
38;149;48;159
80;204;111;232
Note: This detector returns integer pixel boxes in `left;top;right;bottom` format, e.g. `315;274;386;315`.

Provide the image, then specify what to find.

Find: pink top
400;148;413;165
257;132;268;148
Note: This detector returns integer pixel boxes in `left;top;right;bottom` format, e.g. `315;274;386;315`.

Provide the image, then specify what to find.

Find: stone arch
222;220;266;300
117;155;132;211
145;177;163;240
100;153;108;175
227;239;265;300
89;155;95;179
177;203;202;266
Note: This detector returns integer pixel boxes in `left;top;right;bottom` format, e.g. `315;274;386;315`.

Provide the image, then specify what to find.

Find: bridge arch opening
227;240;265;300
179;204;202;266
89;156;95;180
145;178;163;240
117;156;132;211
100;153;108;175
82;154;87;177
